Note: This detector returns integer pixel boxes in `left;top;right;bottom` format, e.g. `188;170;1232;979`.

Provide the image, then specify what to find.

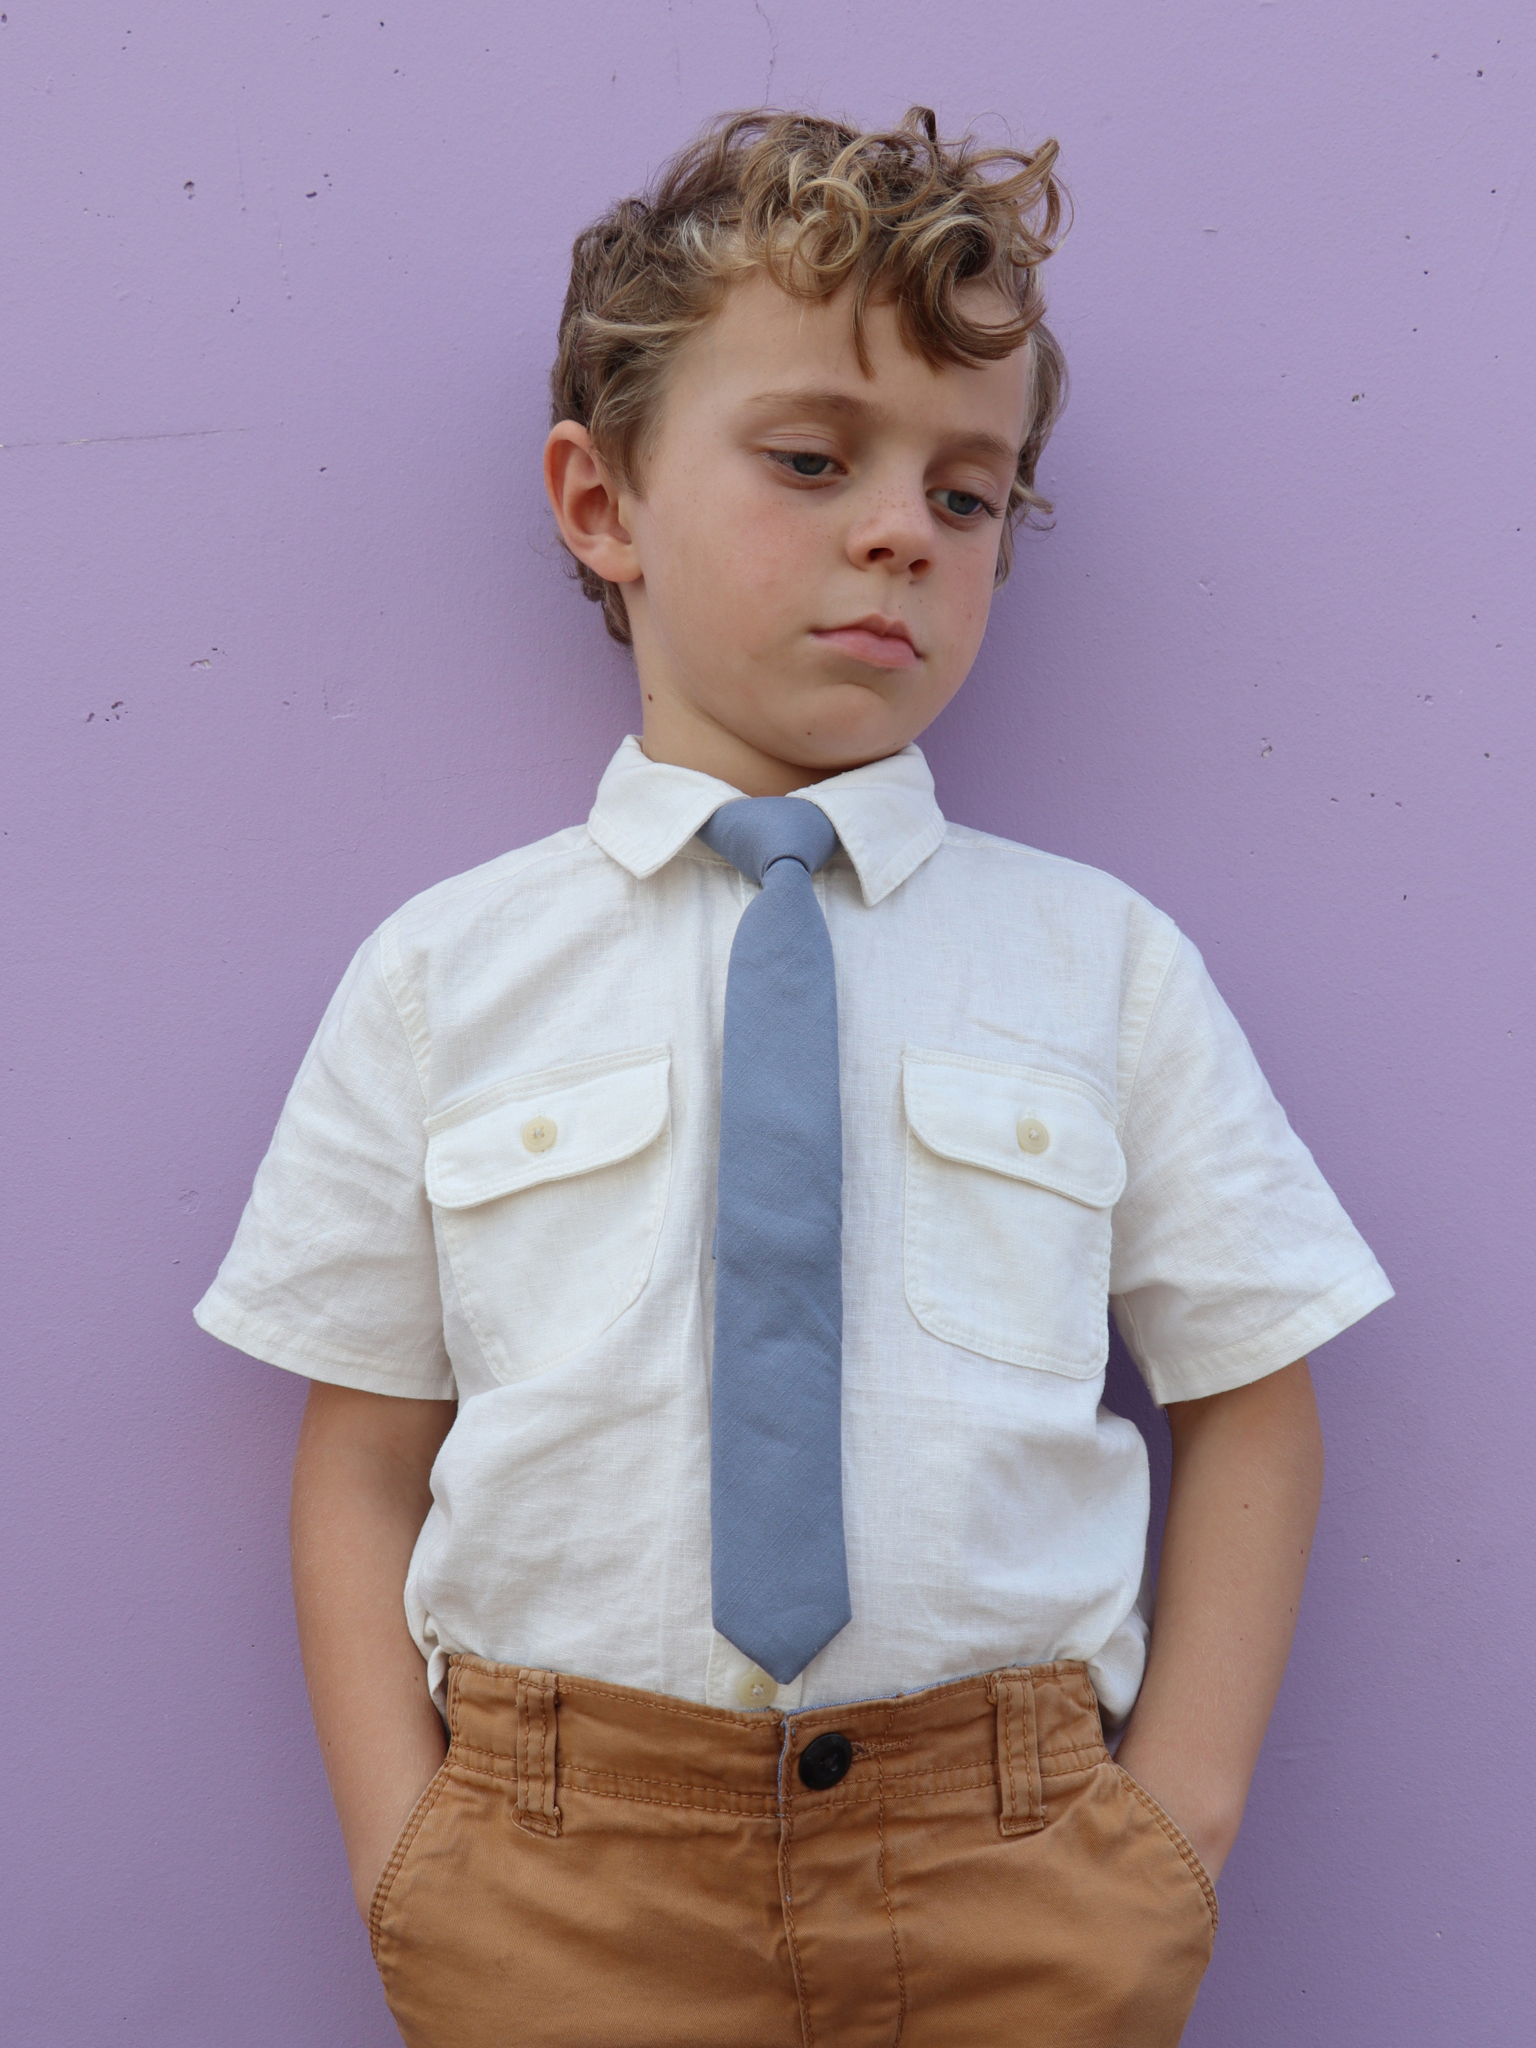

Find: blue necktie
698;797;851;1685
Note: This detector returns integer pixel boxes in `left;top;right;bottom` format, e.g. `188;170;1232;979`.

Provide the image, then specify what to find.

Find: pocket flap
425;1047;671;1209
902;1050;1126;1209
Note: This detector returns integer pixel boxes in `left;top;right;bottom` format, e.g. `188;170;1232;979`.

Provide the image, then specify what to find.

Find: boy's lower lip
811;627;921;669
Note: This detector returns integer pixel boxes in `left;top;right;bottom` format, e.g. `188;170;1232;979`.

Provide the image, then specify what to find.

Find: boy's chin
756;725;913;776
757;680;930;764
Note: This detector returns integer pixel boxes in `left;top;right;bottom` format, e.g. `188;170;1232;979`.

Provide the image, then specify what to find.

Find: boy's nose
847;490;933;578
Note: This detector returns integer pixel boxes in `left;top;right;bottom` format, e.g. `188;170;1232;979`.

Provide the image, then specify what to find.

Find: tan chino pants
370;1656;1216;2046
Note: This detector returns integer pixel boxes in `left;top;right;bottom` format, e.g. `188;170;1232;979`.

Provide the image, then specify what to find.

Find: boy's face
548;272;1034;795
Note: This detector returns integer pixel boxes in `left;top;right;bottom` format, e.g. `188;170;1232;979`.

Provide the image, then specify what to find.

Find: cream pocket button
521;1115;558;1154
735;1665;778;1708
1016;1116;1050;1155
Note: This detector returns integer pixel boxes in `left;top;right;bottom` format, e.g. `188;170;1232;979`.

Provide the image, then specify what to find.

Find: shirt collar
586;735;948;909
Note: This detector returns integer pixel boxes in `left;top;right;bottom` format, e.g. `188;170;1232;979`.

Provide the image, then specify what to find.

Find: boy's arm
291;1381;458;1920
1112;1357;1324;1883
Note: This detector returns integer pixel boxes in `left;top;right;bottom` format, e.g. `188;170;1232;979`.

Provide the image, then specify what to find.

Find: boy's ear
543;422;642;586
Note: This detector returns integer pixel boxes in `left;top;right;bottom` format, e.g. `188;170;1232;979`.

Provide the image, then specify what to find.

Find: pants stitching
763;1762;1000;1804
460;1744;1088;1798
873;1741;909;2048
780;1800;815;2048
1113;1765;1220;1935
537;1681;549;1816
559;1762;785;1798
367;1760;452;1960
369;1661;461;1957
514;1674;562;1838
447;1740;514;1778
848;1754;993;1784
557;1779;781;1817
542;1675;778;1728
552;1770;1008;1813
1001;1684;1020;1824
1022;1671;1043;1828
758;1766;1002;1810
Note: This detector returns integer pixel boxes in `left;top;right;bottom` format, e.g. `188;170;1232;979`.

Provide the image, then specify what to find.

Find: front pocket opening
368;1756;456;1959
1111;1764;1220;1937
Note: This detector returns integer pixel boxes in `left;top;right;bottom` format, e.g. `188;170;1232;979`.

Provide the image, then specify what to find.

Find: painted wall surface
3;3;1531;2040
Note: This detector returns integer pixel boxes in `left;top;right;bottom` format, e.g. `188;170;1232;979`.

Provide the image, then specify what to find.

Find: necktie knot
698;796;839;886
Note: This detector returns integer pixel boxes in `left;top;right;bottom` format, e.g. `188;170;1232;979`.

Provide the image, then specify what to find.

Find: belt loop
991;1669;1045;1837
444;1656;462;1745
514;1668;562;1837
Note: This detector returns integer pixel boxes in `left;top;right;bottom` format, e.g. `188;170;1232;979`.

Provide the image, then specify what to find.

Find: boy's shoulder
934;817;1181;948
378;818;607;949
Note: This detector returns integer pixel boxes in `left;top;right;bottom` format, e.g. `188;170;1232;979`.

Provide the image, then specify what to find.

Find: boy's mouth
810;615;921;669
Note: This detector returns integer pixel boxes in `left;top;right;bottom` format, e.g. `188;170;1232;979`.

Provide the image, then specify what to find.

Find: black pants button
798;1731;855;1790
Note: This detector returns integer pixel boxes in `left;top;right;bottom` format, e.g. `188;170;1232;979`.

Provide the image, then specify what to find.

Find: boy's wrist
349;1735;448;1922
1112;1733;1245;1880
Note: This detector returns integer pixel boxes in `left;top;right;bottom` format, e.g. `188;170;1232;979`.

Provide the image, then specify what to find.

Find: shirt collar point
586;736;947;901
587;739;743;879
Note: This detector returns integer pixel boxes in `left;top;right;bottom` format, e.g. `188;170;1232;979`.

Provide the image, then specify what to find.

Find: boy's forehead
693;273;1030;429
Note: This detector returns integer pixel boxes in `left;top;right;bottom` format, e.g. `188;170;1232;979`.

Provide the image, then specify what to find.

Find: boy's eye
772;451;837;478
934;488;995;519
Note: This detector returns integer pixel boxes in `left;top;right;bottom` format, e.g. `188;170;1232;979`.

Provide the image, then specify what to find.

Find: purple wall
4;4;1531;2040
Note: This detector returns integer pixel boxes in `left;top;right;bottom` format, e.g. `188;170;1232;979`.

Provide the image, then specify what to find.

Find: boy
196;110;1391;2045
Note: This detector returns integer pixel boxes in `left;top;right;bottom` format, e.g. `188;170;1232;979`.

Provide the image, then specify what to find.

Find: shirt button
521;1115;558;1153
1017;1116;1050;1155
735;1666;778;1709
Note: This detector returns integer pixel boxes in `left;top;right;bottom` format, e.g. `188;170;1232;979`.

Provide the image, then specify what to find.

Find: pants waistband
442;1656;1108;1841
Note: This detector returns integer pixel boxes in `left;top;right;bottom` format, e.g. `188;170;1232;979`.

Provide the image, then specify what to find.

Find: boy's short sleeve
1110;933;1392;1406
193;928;454;1399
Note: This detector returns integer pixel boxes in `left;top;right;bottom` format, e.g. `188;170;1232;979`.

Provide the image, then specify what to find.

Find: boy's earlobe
543;422;641;587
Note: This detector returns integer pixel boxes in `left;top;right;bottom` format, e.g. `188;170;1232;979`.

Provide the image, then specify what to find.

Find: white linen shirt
196;737;1391;1721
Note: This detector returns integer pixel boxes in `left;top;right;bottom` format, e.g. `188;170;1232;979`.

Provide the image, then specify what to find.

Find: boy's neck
639;691;853;798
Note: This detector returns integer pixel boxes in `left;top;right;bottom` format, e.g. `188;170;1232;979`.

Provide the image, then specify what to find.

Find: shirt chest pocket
424;1046;672;1385
902;1049;1126;1378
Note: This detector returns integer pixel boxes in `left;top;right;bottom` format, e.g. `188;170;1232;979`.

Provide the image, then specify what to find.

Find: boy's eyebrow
745;387;1020;468
748;387;879;421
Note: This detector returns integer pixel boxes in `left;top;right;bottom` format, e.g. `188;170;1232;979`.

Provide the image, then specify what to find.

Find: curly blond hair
551;107;1068;644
